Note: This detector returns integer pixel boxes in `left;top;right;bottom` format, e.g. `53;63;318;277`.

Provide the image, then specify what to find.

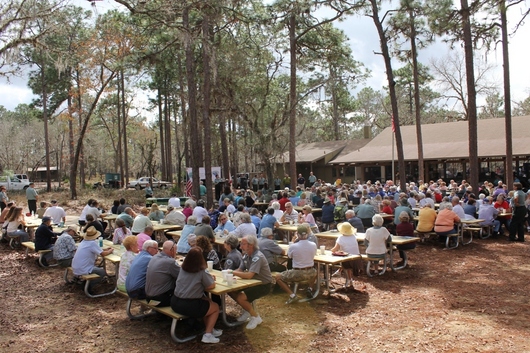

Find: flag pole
392;114;397;185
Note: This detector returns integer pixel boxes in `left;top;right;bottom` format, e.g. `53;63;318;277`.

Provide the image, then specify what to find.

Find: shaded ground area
1;234;529;353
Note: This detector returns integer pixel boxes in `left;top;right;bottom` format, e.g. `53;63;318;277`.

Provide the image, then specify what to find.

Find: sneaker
201;333;220;344
305;287;314;298
344;279;351;288
212;328;223;337
246;315;262;330
237;311;251;322
285;295;299;304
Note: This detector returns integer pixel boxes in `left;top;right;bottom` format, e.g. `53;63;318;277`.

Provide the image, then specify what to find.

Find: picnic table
208;269;263;327
151;223;182;243
277;222;299;242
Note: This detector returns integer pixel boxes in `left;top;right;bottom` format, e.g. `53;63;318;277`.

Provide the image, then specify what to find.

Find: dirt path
1;235;529;353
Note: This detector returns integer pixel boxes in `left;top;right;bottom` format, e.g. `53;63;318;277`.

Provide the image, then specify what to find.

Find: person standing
0;186;8;211
26;182;38;215
308;172;317;187
509;182;526;242
297;174;305;189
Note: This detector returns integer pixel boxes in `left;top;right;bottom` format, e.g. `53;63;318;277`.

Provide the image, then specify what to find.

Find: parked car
127;177;171;190
14;174;29;182
0;175;30;191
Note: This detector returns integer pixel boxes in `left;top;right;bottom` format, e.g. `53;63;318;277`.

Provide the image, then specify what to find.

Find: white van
0;175;30;190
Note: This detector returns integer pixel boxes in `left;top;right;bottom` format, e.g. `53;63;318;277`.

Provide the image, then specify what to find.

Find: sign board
186;167;222;182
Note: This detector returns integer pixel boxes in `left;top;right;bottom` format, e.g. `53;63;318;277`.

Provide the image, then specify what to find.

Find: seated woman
297;192;308;207
298;205;317;231
83;214;104;237
176;216;197;254
170;247;222;344
330;222;362;287
381;199;394;215
416;203;437;233
395;211;416;264
196;235;221;270
117;235;139;292
113;218;132;245
148;203;165;222
434;203;460;244
223;235;242;271
364;214;391;273
5;206;30;243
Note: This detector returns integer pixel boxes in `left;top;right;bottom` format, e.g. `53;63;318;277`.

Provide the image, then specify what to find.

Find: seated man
478;197;501;236
34;216;58;267
229;213;257;238
71;226;114;293
230;235;273;330
275;225;317;303
168;194;181;208
145;240;181;306
163;206;186;226
131;208;153;235
53;226;79;267
125;240;159;299
258;227;286;272
137;225;154;248
193;215;215;242
280;202;298;223
117;207;136;229
43;199;66;225
117;198;131;214
345;210;364;233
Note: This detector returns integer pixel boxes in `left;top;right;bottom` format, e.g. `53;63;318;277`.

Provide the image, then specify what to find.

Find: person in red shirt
493;194;511;235
278;191;289;212
381;199;394;215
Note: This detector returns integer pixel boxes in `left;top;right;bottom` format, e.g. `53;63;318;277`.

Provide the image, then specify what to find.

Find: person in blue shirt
125;240;159;299
259;208;279;236
214;214;236;234
321;198;335;230
250;208;261;234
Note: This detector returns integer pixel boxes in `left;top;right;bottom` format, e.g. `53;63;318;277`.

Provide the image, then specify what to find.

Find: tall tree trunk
370;0;406;188
500;0;513;188
409;8;425;183
41;59;51;192
121;70;129;187
117;75;124;186
184;6;200;198
219;113;230;182
177;51;188;190
70;70;116;199
331;67;340;140
202;13;213;208
289;14;297;190
461;0;479;191
157;85;165;180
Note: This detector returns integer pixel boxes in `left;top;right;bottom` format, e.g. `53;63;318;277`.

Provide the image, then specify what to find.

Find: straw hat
337;222;357;236
339;197;348;203
83;226;101;241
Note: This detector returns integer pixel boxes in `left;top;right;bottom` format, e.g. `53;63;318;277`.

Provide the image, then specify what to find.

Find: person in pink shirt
137;226;154;249
182;201;193;221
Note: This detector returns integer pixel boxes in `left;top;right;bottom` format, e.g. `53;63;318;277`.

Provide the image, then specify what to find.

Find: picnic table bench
115;290;197;344
21;241;57;267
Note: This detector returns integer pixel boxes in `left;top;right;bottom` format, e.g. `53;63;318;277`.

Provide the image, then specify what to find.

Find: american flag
186;172;192;197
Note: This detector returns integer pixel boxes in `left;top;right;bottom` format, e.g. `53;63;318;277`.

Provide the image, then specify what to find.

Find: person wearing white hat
331;222;362;287
72;226;114;293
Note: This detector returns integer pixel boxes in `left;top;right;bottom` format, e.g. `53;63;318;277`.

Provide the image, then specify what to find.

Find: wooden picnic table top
208;269;263;295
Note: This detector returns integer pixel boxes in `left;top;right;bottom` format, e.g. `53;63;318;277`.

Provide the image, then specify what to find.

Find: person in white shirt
168;194;181;208
271;201;283;221
191;199;208;223
280;202;298;223
275;224;317;303
43;200;66;224
163;206;186;226
451;196;467;220
131;208;153;234
229;213;257;238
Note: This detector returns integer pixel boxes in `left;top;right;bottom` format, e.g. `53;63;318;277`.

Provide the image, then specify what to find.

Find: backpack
333;205;347;222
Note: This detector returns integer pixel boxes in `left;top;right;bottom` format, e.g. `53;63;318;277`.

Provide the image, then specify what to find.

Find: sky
0;0;529;113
